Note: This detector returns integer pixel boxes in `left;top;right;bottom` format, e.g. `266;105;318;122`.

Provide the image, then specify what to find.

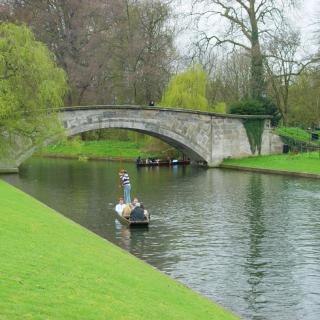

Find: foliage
229;97;280;154
211;102;227;113
288;71;320;128
229;97;280;125
223;152;320;175
160;64;209;110
229;97;276;115
242;119;265;154
1;1;175;105
0;180;239;320
0;23;68;156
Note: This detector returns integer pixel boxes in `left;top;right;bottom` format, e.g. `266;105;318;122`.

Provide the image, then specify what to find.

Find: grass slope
275;127;320;145
0;180;238;320
223;152;320;175
38;140;166;159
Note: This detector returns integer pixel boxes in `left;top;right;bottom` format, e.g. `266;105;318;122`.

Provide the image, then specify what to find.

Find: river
3;157;320;320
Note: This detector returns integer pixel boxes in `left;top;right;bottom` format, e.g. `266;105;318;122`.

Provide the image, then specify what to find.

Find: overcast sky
293;0;318;55
296;0;318;30
174;0;319;57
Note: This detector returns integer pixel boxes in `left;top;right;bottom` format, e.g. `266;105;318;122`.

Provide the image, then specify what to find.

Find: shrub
229;97;280;126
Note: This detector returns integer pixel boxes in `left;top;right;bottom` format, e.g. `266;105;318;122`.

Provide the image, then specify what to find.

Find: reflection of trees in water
243;174;267;314
242;174;294;318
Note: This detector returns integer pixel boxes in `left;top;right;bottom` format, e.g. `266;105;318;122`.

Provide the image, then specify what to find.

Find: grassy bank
222;152;320;175
0;180;238;320
37;139;175;160
275;127;320;145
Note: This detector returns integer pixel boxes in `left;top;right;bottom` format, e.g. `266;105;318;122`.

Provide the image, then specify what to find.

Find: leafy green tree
160;65;209;111
211;102;226;113
288;71;320;128
0;23;68;157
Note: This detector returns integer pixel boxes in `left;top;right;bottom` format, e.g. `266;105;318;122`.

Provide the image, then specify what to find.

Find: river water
3;157;320;320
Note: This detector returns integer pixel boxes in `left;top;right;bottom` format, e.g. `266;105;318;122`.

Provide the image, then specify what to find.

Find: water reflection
3;157;320;320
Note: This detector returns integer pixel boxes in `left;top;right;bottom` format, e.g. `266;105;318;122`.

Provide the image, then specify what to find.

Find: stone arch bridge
2;105;282;172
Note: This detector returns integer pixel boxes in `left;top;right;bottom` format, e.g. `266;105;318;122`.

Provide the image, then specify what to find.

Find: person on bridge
119;169;131;204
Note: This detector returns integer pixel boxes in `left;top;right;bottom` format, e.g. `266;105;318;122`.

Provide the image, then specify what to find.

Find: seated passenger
122;204;132;218
115;197;126;215
131;197;148;220
130;205;146;221
132;197;141;207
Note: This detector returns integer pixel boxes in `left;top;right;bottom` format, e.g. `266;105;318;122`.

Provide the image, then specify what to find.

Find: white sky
295;0;318;34
292;0;318;55
174;0;319;57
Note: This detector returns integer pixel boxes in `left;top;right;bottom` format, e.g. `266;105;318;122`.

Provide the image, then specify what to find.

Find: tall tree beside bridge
0;23;68;158
190;0;299;100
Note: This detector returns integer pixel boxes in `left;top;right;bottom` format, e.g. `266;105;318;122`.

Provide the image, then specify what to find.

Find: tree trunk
250;1;265;99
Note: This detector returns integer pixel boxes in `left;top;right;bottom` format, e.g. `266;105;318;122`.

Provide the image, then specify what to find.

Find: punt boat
115;210;150;227
136;159;190;167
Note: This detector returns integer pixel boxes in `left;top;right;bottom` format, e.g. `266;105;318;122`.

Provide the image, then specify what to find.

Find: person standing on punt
119;169;131;204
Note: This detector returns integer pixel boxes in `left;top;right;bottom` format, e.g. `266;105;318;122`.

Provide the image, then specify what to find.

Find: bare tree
265;27;300;124
190;0;299;99
2;0;125;105
1;0;176;106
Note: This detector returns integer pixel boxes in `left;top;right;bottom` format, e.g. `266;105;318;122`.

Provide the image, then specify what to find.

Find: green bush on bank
229;97;279;119
0;180;239;320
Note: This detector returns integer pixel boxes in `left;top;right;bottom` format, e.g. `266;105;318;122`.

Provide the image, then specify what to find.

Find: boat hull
136;160;190;167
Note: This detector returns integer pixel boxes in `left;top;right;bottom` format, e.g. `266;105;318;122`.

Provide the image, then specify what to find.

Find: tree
160;64;209;110
0;23;68;156
108;0;176;105
288;71;320;128
265;26;301;124
190;0;298;99
1;0;176;106
1;0;124;105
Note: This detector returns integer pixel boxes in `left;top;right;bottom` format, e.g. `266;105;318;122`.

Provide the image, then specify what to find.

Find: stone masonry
1;105;283;172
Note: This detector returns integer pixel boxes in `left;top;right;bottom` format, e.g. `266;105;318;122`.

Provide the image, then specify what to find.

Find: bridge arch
68;118;208;162
3;105;283;172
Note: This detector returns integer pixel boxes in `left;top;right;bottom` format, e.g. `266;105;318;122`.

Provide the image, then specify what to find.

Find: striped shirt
121;173;130;186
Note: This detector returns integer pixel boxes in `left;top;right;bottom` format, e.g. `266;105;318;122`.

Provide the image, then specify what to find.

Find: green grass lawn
223;152;320;175
0;180;238;320
275;127;320;145
38;140;166;159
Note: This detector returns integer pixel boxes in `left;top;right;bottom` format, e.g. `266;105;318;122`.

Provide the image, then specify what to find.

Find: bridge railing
1;105;273;120
60;105;273;120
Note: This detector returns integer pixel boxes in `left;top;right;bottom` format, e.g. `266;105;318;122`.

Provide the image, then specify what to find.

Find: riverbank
0;180;238;320
222;152;320;178
37;139;176;161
